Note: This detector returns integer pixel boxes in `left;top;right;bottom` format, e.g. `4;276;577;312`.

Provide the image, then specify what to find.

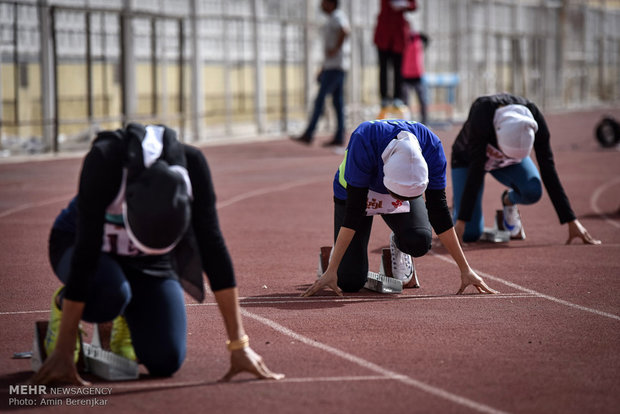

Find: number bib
484;144;522;171
365;190;411;216
102;222;141;256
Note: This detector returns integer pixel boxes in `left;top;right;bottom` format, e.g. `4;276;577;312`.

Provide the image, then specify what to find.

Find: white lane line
0;309;49;316
241;308;509;414
106;375;392;392
0;195;73;219
590;177;620;228
431;252;620;321
270;375;389;384
0;176;324;219
0;293;537;315
236;292;535;301
215;177;325;209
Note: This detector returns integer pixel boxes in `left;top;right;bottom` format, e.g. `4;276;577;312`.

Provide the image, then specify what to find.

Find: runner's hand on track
566;219;601;245
28;350;90;386
457;268;498;295
301;269;343;297
219;347;284;382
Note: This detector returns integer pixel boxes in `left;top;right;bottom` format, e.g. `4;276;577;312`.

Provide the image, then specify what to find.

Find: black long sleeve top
54;137;236;302
451;93;576;224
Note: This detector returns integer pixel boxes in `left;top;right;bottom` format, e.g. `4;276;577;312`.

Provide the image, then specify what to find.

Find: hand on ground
219;347;284;382
566;220;601;245
457;269;498;295
28;351;90;386
301;270;343;297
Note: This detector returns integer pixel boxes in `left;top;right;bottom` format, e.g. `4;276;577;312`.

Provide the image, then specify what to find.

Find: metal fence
1;0;619;154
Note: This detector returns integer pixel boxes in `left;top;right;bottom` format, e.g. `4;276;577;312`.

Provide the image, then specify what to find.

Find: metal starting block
317;246;404;293
82;323;139;381
31;320;86;373
364;271;403;293
30;320;139;381
480;227;511;243
317;246;332;278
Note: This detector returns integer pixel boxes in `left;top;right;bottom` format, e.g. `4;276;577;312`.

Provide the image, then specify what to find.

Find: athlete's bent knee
143;350;184;377
395;229;432;258
520;179;543;205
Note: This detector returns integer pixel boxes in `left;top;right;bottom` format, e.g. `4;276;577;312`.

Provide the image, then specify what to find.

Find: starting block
317;246;404;294
365;271;403;293
31;320;139;381
31;321;86;373
82;323;139;381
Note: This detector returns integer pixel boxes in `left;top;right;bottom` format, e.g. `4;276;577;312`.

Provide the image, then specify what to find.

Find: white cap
382;131;429;198
493;104;538;160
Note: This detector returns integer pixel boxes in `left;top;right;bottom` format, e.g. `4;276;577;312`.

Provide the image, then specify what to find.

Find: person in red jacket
374;0;417;118
402;31;429;124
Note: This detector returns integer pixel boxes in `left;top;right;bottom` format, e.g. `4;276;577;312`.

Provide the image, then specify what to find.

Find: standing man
291;0;350;147
451;93;601;245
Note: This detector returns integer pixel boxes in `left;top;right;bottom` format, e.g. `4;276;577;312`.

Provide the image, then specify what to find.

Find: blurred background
1;0;619;155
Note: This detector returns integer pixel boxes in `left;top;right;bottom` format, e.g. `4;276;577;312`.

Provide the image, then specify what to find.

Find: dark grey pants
333;196;432;292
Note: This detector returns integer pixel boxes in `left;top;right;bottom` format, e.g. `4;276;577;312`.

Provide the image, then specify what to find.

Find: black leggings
333;196;432;292
378;48;405;103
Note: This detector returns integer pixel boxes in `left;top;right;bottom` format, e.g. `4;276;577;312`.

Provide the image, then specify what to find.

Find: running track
1;108;619;413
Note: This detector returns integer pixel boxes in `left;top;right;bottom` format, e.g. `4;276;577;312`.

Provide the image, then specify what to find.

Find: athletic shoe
377;107;389;120
389;232;416;286
290;134;312;145
44;287;81;362
110;315;136;361
393;99;411;119
321;139;343;147
502;190;523;237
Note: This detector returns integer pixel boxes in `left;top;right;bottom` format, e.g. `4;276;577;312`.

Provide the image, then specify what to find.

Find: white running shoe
502;192;523;237
389;232;415;285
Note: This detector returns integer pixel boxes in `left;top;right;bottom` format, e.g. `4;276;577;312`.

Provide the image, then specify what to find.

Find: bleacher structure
0;0;619;154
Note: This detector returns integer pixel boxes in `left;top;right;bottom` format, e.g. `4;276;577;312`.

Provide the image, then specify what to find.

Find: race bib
484;144;522;171
102;222;141;256
365;190;411;216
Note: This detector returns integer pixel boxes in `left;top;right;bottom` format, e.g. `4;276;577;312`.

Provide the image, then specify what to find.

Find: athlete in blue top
302;119;497;296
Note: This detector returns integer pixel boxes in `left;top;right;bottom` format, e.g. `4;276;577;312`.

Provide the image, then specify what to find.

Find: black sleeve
529;104;576;224
185;146;236;291
425;188;453;235
342;185;369;231
63;141;124;302
457;101;496;222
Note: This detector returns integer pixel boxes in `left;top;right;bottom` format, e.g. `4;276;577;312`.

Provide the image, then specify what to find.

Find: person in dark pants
302;119;497;296
374;0;418;118
30;123;284;385
451;93;601;245
291;0;350;147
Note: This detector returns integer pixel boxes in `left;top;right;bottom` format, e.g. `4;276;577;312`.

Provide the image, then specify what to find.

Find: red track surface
1;108;619;413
